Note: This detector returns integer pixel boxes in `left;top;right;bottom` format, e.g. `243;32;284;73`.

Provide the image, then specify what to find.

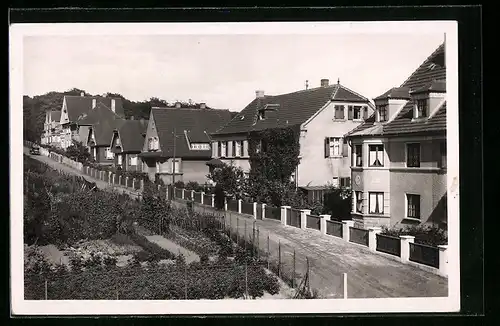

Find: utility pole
172;127;176;191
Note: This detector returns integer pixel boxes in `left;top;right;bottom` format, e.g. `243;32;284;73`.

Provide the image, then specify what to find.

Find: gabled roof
150;108;232;158
51;111;61;122
410;79;446;94
114;119;149;152
373;87;411;101
213;83;370;136
64;95;125;122
82;103;125;146
347;43;446;138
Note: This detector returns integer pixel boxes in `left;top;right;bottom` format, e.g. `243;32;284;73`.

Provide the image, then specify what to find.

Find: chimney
321;79;329;87
80;92;84;97
111;99;116;112
130;116;134;120
92;98;96;109
199;102;206;109
255;90;265;99
175;102;181;109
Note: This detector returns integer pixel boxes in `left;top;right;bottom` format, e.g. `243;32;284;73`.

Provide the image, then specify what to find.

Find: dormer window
416;99;428;118
377;104;388;122
258;110;266;120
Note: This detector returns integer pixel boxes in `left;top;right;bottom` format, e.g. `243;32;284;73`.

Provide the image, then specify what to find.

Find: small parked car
30;144;41;155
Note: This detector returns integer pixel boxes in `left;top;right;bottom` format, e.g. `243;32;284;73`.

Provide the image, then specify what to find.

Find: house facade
110;118;148;171
58;93;124;149
138;106;232;184
41;110;62;147
210;79;374;202
345;43;447;229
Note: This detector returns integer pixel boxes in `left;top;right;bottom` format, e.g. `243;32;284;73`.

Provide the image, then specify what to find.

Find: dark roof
64;95;125;122
150;108;232;158
347;43;446;138
206;158;225;167
410;79;446;94
81;103;125;146
115;119;149;152
373;87;411;101
213;83;369;135
51;111;61;122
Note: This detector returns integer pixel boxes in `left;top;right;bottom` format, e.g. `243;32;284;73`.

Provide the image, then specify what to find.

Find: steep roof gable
64;95;125;122
116;119;149;152
151;108;232;158
347;43;446;138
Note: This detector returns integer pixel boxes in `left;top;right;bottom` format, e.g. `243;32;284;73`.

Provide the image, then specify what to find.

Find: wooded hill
23;88;238;142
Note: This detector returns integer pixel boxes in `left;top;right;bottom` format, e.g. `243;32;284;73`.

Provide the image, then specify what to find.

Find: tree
207;162;247;200
322;186;352;221
65;141;92;163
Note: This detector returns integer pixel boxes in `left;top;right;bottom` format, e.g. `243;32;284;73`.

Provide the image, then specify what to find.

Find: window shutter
348;106;353;120
342;138;349;157
324;138;330;158
363;107;368;119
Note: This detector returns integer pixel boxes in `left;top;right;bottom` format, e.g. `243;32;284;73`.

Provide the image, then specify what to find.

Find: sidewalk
25;147;448;298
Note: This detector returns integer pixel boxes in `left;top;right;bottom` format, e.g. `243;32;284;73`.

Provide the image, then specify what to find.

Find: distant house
110;118;149;171
345;43;447;229
210;79;374;202
82;102;125;164
41;110;62;147
58;93;125;149
138;106;232;184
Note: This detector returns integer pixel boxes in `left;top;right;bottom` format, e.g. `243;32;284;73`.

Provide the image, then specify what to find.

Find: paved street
25;148;448;299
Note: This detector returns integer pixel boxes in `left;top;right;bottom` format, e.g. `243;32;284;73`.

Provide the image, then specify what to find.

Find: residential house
138;106;232;184
83;102;125;164
58;93;125;149
110;118;149;171
345;43;447;229
41;110;62;146
209;79;374;203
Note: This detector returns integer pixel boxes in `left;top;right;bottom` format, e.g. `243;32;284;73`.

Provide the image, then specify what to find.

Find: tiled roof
151;108;232;158
373;87;411;101
51;111;61;122
347;43;446;138
213;83;369;136
81;103;125;146
65;96;125;122
115;119;149;152
411;79;446;94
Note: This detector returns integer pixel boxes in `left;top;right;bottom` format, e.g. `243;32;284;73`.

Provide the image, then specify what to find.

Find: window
331;177;339;187
105;147;114;160
378;105;388;122
117;154;123;166
171;159;180;174
354;145;363;167
340;177;351;188
369;192;384;214
243;140;249;157
148;137;159;151
217;141;222;157
334;105;345;119
439;141;447;168
129;155;138;166
416;99;428;118
406;143;421;167
329;137;341;157
258;110;265;120
355;191;363;213
221;141;227;157
406;194;420;219
348;106;362;120
368;144;384;167
235;140;242;157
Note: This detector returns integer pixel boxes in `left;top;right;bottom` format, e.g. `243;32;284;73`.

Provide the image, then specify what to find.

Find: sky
23;33;445;111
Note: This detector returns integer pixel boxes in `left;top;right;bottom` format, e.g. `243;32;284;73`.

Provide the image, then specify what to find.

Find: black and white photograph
10;20;460;315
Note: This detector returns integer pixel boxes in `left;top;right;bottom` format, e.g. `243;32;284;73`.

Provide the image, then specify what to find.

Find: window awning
206;158;225;167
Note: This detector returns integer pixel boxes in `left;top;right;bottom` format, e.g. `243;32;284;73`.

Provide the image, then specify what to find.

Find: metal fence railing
376;234;401;257
306;215;321;231
287;208;301;228
241;202;254;216
349;227;368;246
265;206;281;221
227;199;238;212
326;220;343;238
409;242;439;268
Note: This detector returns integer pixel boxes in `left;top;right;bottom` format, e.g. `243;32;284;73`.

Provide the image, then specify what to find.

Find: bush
381;224;447;246
174;181;185;189
128;233;176;260
65;141;92;164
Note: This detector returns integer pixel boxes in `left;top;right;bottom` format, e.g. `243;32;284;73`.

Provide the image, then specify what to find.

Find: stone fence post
400;235;415;263
238;199;242;214
438;245;448;276
368;227;382;252
320;214;331;235
252;202;258;220
300;209;311;230
280;206;290;226
261;203;267;219
342;220;355;242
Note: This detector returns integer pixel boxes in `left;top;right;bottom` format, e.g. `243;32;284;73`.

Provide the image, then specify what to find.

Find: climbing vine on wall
247;126;302;206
